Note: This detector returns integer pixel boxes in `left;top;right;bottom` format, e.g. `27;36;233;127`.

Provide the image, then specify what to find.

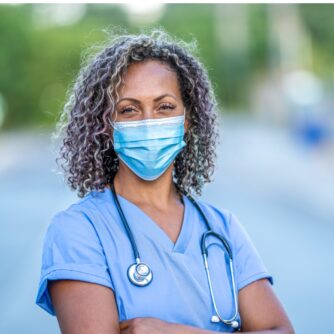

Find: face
112;59;188;132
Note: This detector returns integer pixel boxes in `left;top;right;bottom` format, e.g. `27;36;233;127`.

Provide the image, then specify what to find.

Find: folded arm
49;278;294;334
119;279;294;334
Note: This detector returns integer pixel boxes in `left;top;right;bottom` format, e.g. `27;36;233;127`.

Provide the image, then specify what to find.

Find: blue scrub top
35;187;273;332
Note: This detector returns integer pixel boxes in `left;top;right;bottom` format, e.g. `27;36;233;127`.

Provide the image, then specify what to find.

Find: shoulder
190;196;251;245
190;196;235;233
40;190;113;271
193;197;274;288
48;200;90;235
36;191;115;315
45;189;110;243
49;188;110;228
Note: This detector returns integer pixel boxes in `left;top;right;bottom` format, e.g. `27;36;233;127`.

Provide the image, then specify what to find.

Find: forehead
118;60;181;98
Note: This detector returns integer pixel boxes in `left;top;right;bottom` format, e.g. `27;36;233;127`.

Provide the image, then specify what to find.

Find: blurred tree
299;4;334;80
0;5;35;129
1;3;331;130
0;4;127;130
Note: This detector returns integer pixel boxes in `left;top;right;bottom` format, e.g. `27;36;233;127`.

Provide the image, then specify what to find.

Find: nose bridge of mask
111;107;186;128
111;107;186;145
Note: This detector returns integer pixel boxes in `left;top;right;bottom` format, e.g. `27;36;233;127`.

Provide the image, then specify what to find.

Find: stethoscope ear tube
188;195;240;331
201;230;233;259
202;231;240;331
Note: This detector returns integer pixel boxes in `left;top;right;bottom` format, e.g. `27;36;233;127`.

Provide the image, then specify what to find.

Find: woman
35;29;294;334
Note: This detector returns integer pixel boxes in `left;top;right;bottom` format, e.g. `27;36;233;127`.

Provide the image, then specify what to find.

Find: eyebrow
116;93;177;105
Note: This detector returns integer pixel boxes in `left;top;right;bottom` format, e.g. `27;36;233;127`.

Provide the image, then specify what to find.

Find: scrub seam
41;267;114;287
237;271;273;291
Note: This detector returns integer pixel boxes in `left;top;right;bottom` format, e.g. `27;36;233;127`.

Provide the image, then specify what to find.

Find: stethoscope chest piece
211;315;240;330
127;262;153;286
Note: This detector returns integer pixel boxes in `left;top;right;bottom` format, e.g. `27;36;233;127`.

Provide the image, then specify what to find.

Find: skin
49;59;295;334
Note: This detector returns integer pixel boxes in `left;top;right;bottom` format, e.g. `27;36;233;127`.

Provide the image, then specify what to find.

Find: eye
120;106;136;114
119;103;175;114
159;103;175;110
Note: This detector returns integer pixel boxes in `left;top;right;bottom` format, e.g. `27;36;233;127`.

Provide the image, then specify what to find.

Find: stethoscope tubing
111;182;141;263
109;180;240;330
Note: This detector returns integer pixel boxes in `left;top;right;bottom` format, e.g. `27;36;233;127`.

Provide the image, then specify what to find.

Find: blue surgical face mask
112;108;186;181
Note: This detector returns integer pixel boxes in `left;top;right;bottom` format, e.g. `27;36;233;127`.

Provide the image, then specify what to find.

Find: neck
110;163;182;209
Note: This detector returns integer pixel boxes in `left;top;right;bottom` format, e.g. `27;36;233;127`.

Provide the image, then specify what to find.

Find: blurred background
0;3;333;333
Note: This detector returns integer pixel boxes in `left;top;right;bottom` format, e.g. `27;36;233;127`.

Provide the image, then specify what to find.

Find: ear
184;118;189;134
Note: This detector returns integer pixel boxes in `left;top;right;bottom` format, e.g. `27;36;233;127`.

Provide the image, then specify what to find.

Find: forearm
168;322;220;334
168;322;291;334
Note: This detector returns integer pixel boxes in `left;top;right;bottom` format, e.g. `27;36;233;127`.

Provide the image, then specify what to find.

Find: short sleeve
35;207;114;316
228;212;274;291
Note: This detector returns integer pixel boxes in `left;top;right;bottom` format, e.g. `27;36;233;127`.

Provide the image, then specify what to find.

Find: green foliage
299;4;334;79
0;4;128;129
0;3;332;129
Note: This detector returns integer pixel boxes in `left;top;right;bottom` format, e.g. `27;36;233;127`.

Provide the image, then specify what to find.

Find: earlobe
184;119;189;133
183;107;187;128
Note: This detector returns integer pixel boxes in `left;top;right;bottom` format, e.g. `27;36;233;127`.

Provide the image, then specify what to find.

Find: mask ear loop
110;110;118;147
172;107;187;171
182;106;186;125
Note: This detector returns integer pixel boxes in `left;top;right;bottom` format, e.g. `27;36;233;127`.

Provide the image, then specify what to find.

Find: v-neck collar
105;187;193;255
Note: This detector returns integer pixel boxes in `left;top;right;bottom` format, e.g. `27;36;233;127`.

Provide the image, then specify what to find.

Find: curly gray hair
53;27;220;198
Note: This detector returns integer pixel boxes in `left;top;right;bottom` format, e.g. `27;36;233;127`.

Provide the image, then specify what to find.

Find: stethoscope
110;180;241;331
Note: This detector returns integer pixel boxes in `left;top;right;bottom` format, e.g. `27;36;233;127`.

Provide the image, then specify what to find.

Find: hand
119;317;173;334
